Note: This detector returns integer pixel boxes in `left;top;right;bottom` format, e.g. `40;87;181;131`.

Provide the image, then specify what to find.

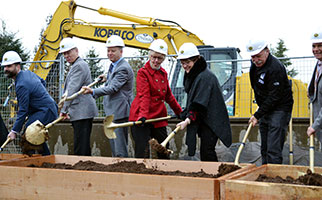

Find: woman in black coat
176;43;232;161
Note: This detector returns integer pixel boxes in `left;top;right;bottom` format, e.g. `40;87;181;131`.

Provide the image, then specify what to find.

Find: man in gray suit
59;37;98;156
307;28;322;144
83;35;134;157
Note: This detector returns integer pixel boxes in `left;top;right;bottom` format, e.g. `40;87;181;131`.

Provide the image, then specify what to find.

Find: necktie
315;61;322;90
107;63;114;80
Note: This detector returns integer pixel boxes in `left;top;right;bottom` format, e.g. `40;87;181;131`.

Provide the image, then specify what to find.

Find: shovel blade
103;115;116;139
25;120;47;145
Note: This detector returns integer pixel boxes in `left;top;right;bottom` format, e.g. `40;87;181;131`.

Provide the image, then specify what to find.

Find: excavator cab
170;45;241;116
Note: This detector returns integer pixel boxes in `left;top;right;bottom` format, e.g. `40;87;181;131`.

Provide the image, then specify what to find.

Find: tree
85;47;105;81
0;20;30;126
85;47;105;116
0;20;29;61
128;49;148;95
270;38;298;77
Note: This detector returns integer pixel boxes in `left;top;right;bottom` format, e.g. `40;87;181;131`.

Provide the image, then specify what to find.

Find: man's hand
98;74;107;83
60;112;70;120
249;116;258;127
8;131;16;140
176;118;191;130
82;86;93;95
307;126;316;137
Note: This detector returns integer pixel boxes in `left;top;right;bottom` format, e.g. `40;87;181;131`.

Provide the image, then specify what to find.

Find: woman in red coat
129;39;182;159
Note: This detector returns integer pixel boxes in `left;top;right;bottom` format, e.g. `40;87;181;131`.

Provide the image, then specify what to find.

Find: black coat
249;54;293;119
181;56;232;155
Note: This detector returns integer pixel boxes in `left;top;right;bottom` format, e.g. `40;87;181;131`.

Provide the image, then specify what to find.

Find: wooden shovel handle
109;116;172;128
45;116;65;129
309;103;314;173
234;123;252;165
0;137;11;151
65;78;102;101
161;126;181;147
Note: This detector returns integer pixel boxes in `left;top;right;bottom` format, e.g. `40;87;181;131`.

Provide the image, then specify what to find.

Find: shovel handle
45;116;65;129
309;103;315;173
0;137;11;152
161;126;181;147
108;116;172;128
234;123;252;165
65;77;103;101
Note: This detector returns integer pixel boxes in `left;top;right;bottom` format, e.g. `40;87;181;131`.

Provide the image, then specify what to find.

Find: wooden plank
0;153;40;161
221;164;322;200
0;155;254;199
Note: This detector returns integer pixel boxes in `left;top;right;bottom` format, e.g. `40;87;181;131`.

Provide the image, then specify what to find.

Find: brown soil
20;134;44;156
28;160;241;178
256;169;322;186
149;138;171;158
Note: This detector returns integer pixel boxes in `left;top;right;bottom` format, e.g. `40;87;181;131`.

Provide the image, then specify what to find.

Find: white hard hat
246;39;268;56
177;43;200;60
1;51;22;66
59;37;77;53
311;28;322;44
106;35;125;47
149;39;168;55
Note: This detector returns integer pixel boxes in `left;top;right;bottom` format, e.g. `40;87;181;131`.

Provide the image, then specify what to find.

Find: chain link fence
0;55;317;153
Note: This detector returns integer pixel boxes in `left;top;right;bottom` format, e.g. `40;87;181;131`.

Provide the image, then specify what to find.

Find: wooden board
0;155;255;200
0;153;40;161
221;164;322;200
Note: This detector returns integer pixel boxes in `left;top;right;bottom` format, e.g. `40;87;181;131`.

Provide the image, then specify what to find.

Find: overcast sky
0;0;321;59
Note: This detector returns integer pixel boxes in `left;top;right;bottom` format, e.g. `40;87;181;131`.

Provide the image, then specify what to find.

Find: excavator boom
31;0;204;79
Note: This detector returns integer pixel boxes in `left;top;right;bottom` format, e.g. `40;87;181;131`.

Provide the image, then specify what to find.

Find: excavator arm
31;0;205;79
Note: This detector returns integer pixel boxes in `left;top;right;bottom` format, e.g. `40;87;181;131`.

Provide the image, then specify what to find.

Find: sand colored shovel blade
103;115;116;139
25;120;47;145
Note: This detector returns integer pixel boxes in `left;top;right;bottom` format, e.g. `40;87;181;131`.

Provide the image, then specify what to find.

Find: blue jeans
109;118;129;157
259;110;291;164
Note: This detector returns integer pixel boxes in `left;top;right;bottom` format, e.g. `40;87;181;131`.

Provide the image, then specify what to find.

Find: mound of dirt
28;160;241;178
256;169;322;186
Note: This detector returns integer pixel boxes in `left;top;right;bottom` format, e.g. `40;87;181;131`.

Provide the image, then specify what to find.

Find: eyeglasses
150;55;165;61
180;60;193;66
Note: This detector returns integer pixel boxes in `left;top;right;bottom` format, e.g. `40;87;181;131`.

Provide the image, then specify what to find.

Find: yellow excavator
30;0;309;118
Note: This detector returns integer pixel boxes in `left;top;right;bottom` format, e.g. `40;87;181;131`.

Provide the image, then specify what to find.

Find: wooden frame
221;164;322;200
0;155;254;199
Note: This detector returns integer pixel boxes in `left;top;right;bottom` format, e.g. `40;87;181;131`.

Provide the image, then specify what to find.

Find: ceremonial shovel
25;78;102;145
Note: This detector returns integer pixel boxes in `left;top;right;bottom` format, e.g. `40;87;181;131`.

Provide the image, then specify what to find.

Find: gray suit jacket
61;57;98;121
308;61;322;142
93;58;134;120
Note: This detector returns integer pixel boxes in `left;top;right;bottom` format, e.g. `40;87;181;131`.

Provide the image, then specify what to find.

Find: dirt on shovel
20;134;44;156
256;169;322;187
28;160;241;178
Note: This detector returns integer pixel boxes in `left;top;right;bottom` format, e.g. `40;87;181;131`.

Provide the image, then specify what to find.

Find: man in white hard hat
1;51;58;155
59;37;98;156
83;35;134;157
129;39;182;159
307;28;322;144
175;43;232;161
247;39;293;165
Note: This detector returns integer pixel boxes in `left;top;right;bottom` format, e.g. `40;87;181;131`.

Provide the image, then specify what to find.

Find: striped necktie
107;63;114;80
315;61;322;90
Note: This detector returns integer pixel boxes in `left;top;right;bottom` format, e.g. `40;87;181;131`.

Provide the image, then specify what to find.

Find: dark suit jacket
13;70;58;133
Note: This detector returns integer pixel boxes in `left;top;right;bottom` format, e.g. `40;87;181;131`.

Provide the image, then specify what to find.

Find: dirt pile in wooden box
28;160;241;178
256;169;322;186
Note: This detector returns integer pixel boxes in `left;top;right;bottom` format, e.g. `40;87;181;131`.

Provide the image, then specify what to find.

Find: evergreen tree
85;47;104;81
271;38;298;77
0;20;29;61
128;49;148;95
0;20;30;124
84;47;105;116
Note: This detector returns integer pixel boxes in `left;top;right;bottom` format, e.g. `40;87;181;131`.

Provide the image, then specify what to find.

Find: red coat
129;61;182;128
